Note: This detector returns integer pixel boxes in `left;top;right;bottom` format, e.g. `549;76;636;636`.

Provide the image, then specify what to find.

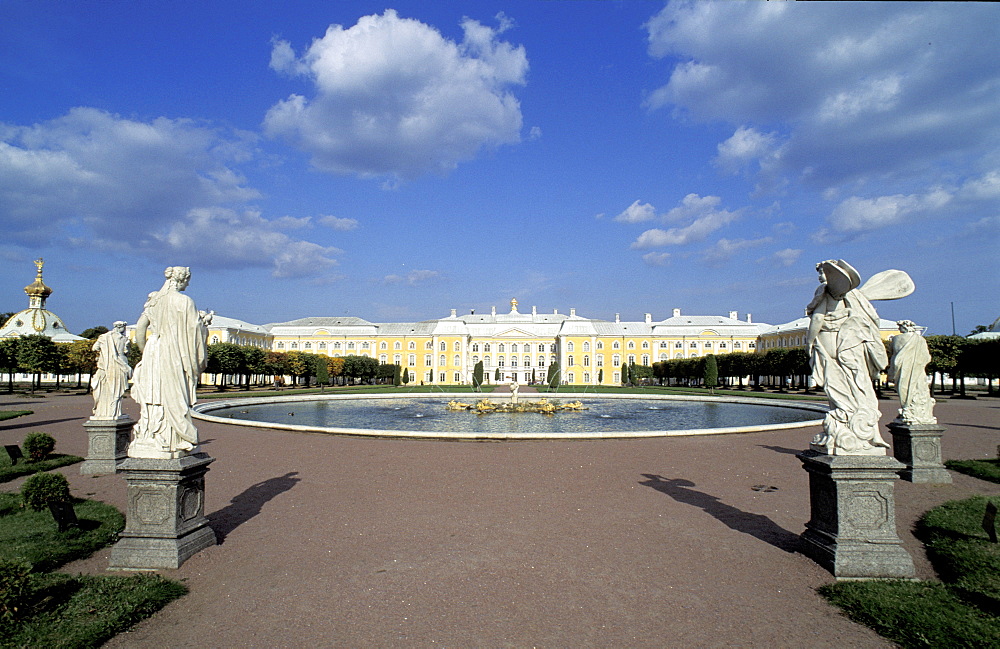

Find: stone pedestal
81;417;133;475
889;421;952;484
797;450;915;580
109;453;217;570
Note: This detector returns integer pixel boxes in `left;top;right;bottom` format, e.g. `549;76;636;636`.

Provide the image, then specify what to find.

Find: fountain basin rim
192;392;827;440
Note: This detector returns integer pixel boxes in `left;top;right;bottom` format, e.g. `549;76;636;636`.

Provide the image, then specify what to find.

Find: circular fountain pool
193;393;826;440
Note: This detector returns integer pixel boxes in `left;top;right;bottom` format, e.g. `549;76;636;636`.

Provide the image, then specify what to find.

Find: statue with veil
805;260;913;455
128;267;213;459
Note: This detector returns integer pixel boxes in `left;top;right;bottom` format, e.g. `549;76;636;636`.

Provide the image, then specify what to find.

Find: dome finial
510;297;519;313
24;257;53;308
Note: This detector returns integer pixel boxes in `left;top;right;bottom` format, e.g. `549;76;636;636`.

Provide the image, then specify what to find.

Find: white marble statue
509;380;519;404
129;267;213;459
806;260;913;455
91;321;132;419
888;320;936;425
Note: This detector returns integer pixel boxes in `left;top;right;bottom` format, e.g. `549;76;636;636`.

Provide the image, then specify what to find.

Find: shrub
0;559;32;623
21;472;71;512
22;432;56;462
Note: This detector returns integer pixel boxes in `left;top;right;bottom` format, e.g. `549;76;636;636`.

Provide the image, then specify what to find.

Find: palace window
567;342;574;352
690;342;698;348
628;354;636;364
596;356;603;367
472;343;479;352
523;356;530;367
597;341;604;350
484;343;491;352
660;342;668;348
567;373;575;383
512;357;518;367
583;355;590;367
675;342;682;349
211;336;219;344
277;342;284;349
409;341;416;350
319;342;327;349
537;357;545;367
380;341;387;350
749;342;756;349
362;342;370;350
568;355;574;366
347;342;355;349
659;353;667;361
485;355;491;366
613;354;621;366
734;342;741;349
424;355;432;365
583;341;590;352
425;341;433;350
705;342;712;348
613;341;620;350
379;354;387;363
455;341;461;351
440;342;447;351
454;372;461;383
642;354;649;365
511;344;518;353
538;344;546;352
628;341;635;350
613;372;621;383
394;341;401;350
472;356;479;364
291;342;298;349
583;373;590;383
549;344;556;352
719;342;727;349
454;355;460;366
394;354;401;364
498;343;505;352
498;357;505;367
439;372;446;382
642;341;649;349
409;354;416;365
440;355;446;366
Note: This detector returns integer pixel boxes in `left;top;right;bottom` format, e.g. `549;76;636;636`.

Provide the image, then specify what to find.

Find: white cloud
383;269;441;285
642;252;671;266
958;170;1000;201
769;248;803;267
629;193;740;249
646;3;1000;188
701;237;771;265
715;126;778;174
155;208;342;278
614;200;657;223
265;10;528;180
824;188;952;236
0;108;343;277
319;215;359;231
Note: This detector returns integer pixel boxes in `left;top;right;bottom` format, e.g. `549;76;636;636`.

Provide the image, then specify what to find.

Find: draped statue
128;267;213;459
806;260;913;455
888;320;936;425
91;321;131;419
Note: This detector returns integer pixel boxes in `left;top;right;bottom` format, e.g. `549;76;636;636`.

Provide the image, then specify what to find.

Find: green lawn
820;495;1000;648
946;459;1000;485
0;410;33;422
0;454;84;483
0;491;186;648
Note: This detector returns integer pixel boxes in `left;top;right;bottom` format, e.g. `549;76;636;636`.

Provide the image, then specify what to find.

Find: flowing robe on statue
889;331;935;424
130;287;208;456
808;287;890;455
92;330;131;419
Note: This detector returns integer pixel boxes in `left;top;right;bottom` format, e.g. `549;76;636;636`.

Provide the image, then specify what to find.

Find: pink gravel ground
2;390;997;648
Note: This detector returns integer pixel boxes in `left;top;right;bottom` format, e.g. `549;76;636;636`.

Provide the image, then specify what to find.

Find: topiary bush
0;559;32;623
20;472;71;512
22;432;56;462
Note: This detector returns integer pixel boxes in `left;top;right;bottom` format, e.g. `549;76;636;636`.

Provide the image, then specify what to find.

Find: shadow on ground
639;473;800;552
209;471;301;543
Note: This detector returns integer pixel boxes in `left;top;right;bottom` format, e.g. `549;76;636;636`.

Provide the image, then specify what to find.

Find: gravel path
2;390;997;648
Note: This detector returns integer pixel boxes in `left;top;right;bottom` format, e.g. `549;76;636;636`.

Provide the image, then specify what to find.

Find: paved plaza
2;391;997;648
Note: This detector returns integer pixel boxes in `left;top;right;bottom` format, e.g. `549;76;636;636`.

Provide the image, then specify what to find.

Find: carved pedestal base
889;422;952;484
81;417;133;475
797;450;915;580
109;453;216;570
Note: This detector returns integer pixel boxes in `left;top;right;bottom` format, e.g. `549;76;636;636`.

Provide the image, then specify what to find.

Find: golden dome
24;258;52;303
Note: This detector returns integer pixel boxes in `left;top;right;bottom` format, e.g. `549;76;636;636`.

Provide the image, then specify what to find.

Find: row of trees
1;333;997;395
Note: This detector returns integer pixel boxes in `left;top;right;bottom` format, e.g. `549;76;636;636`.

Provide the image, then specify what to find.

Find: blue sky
2;1;997;335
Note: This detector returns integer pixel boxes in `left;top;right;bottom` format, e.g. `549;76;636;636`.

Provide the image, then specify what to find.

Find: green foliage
0;493;124;572
2;572;186;648
0;410;32;422
472;360;484;391
79;326;109;340
703;354;718;390
621;362;629;386
547;362;560;389
315;355;330;387
22;432;55;462
945;459;1000;484
15;334;61;376
819;580;1000;648
0;559;32;624
0;454;84;483
20;472;71;512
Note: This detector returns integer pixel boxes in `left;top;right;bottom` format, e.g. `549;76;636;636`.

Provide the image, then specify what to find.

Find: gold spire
24;258;52;308
510;297;519;313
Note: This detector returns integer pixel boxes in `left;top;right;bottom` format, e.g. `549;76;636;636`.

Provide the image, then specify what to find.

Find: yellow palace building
258;298;772;386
